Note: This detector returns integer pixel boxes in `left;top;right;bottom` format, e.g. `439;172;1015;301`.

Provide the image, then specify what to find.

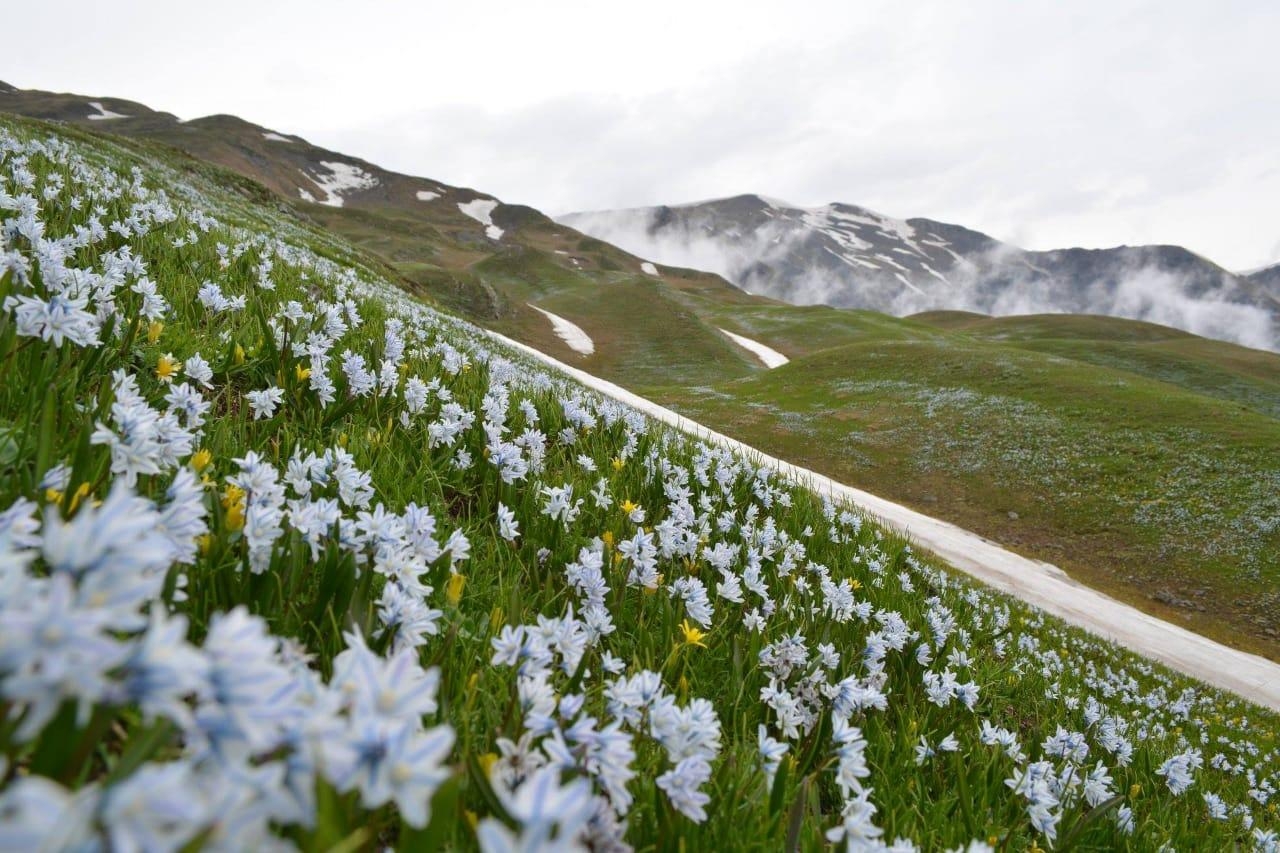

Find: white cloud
6;0;1279;269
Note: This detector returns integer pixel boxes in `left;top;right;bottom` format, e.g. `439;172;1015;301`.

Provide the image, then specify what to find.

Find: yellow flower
601;530;614;548
233;344;246;366
850;578;862;590
489;606;505;632
196;534;212;555
155;353;181;383
611;456;624;471
190;449;213;473
678;619;707;648
295;363;311;381
45;488;63;505
222;484;246;532
478;752;499;777
146;320;163;344
337;433;348;448
446;572;466;606
620;499;640;515
68;483;90;513
1129;783;1142;798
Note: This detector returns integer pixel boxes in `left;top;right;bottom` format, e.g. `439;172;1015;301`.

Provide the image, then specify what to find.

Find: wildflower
222;484;246;531
155;353;181;383
678;619;707;648
245;386;284;420
147;320;164;344
295;363;311;382
324;717;455;828
497;503;520;542
476;765;595;852
619;499;645;524
190;448;212;473
758;726;788;784
656;757;713;822
184;353;214;388
447;572;466;606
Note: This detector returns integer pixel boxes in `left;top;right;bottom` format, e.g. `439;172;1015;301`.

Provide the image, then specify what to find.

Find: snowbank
527;304;594;355
457;198;503;240
719;328;789;368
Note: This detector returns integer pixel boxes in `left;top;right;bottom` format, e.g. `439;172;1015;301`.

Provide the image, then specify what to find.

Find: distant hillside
562;194;1280;350
0;81;780;385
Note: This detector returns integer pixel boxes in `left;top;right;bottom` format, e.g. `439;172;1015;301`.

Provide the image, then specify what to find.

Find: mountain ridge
561;193;1280;350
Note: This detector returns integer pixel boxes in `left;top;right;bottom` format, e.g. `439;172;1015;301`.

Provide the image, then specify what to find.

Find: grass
2;113;1280;852
652;329;1280;661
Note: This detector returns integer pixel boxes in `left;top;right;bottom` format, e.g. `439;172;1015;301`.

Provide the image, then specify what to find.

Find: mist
560;210;1280;352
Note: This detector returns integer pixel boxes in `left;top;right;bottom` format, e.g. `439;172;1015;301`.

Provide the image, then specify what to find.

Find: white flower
245;386;285;420
656;757;713;823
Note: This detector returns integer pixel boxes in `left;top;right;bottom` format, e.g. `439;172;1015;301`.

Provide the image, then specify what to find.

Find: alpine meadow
4;4;1280;851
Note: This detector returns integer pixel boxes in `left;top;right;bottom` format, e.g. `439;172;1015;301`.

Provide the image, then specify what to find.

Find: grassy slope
4;114;1280;851
652;320;1280;660
7;89;1279;660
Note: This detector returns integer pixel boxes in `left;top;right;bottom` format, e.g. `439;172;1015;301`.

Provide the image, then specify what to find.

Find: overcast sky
7;0;1278;270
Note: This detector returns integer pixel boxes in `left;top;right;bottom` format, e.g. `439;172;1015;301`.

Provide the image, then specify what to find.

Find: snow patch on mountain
719;328;788;368
304;162;378;208
262;132;293;143
416;190;441;202
641;262;658;276
561;194;1280;351
457;199;503;240
87;102;128;121
528;304;593;355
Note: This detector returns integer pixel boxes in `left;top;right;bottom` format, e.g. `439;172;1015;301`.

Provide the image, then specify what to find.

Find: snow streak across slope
490;329;1280;712
561;195;1280;351
528;304;594;355
719;328;789;368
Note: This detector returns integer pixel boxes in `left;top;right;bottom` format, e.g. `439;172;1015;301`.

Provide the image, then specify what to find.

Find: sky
6;0;1279;271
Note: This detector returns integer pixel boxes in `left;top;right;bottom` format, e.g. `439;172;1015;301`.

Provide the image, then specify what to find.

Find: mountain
0;81;776;385
1248;261;1280;293
561;194;1280;350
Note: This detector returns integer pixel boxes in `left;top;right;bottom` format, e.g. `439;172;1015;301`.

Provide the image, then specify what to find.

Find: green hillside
4;84;1278;659
3;107;1279;853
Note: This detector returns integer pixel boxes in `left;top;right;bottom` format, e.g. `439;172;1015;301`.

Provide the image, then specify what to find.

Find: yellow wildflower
67;483;90;513
1130;783;1142;798
478;752;499;777
146;320;163;344
45;488;63;505
295;363;311;382
620;499;639;515
222;484;246;532
233;344;245;366
155;353;181;383
446;573;466;606
601;530;614;548
678;619;707;648
611;456;624;471
196;534;212;555
190;449;213;473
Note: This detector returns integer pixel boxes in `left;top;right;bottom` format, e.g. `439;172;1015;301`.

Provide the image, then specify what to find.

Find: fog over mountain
562;195;1280;351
